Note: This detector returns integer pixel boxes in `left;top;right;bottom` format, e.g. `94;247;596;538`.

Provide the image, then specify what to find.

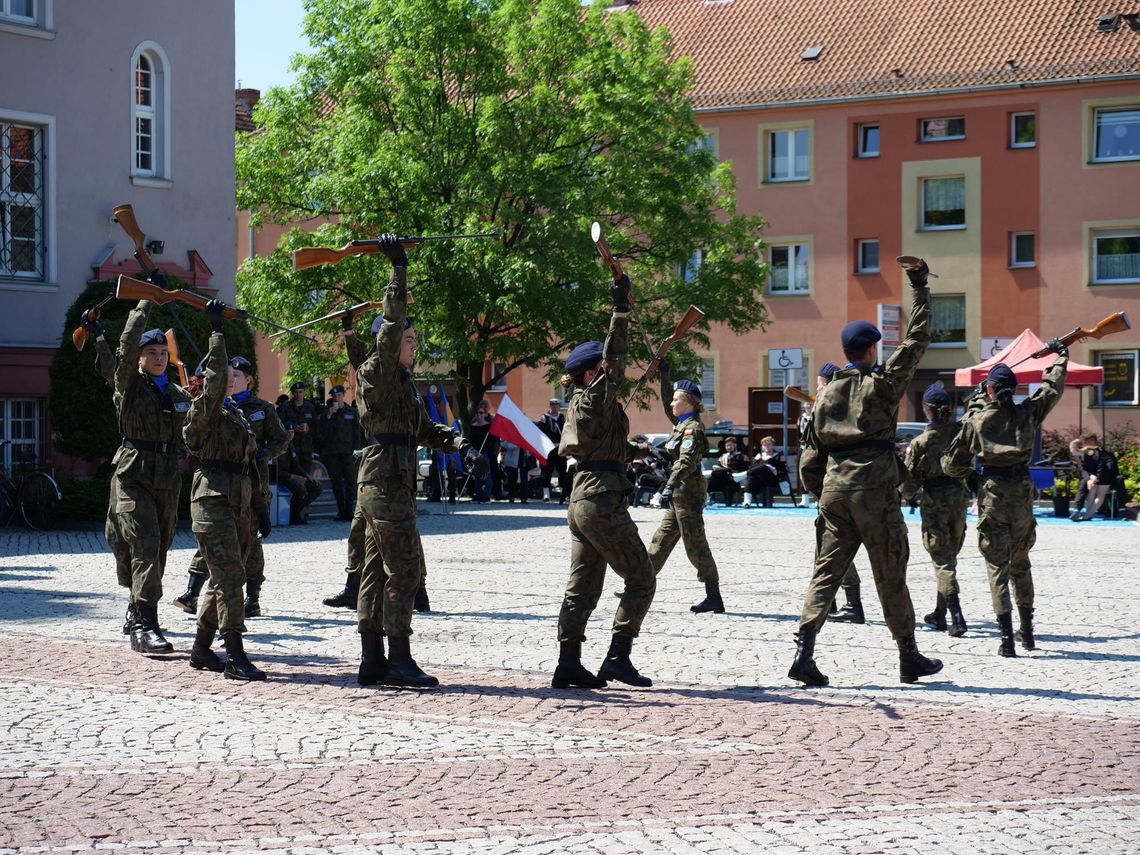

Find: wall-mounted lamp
145;239;164;256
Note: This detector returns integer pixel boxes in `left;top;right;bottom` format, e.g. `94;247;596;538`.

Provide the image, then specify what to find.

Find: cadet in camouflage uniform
342;235;474;688
942;347;1069;657
86;301;191;655
183;301;268;681
279;381;320;475
319;385;362;521
551;273;656;691
646;362;724;614
790;261;943;686
901;384;970;638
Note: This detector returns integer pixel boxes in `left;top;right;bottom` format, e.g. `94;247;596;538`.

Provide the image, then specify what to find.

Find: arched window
130;42;170;181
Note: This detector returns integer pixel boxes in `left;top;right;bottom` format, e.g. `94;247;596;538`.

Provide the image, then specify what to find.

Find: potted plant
1050;474;1077;518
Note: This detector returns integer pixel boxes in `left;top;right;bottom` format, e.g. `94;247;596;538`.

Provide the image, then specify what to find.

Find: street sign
878;304;902;362
767;348;803;370
979;337;1014;359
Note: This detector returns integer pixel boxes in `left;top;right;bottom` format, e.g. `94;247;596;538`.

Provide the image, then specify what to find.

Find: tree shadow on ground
0;586;99;622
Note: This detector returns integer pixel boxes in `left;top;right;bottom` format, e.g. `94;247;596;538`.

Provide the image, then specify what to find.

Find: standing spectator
319;385;363;521
745;436;789;508
536;398;569;503
278;381;320;477
467;399;499;502
707;436;749;506
500;439;533;503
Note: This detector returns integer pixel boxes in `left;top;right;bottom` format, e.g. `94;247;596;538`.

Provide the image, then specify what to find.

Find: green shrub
54;476;111;522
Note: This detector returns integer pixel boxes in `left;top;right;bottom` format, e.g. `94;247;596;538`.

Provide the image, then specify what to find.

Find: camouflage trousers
345;503;367;577
840;561;860;593
800;488;916;638
356;478;424;638
192;492;252;633
647;502;718;585
108;473;179;605
920;484;969;597
559;490;656;642
186;513;264;586
977;476;1036;615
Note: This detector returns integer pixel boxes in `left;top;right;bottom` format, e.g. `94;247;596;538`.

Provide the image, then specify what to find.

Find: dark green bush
54;476;111;522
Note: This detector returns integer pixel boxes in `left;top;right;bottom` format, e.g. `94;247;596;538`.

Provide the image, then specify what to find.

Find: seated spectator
707;436;749;506
745;436;788;508
1071;433;1132;521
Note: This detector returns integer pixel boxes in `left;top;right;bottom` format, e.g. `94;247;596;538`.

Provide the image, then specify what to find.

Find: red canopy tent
953;329;1104;387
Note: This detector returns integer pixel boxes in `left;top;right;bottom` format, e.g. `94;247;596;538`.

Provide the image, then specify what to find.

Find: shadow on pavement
0;586;99;622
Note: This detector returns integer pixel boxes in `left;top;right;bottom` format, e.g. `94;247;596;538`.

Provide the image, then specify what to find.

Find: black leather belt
578;460;624;473
122;438;179;454
201;459;250;477
370;433;414;447
982;465;1028;478
923;475;961;489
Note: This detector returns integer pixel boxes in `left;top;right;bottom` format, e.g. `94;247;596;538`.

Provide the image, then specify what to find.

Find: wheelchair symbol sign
767;348;804;370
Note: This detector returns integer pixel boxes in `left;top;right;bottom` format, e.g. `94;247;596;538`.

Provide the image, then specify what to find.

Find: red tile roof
628;0;1140;109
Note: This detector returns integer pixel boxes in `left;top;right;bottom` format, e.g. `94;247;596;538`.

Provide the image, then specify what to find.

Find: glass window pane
792;244;810;290
922;117;965;140
923;177;965;227
700;359;716;407
793;129;809;178
861;124;879;155
1094;234;1140;281
769;245;789;291
135;56;153;106
1095;108;1140;160
859;240;879;271
1013;114;1036;146
931;296;966;344
770;131;789;179
6;0;34;19
1013;233;1035;264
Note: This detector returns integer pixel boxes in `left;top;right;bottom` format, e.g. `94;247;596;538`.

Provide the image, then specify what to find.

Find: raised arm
658;358;677;425
883;281;931;398
113;299;155;405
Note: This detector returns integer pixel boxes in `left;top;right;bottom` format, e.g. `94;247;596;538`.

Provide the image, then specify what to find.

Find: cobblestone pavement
2;505;1138;854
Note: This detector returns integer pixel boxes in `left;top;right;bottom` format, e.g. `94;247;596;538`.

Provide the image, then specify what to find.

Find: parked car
895;421;926;454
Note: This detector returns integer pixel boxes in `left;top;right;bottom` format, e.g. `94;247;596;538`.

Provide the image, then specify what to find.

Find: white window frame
856;239;880;273
1010;112;1036;149
920;116;966;142
920;176;966;231
0;0;34;23
767;242;811;295
767;128;810;182
0;0;50;36
1091;229;1140;284
1;398;42;472
488;360;508;392
929;294;967;349
1010;232;1036;268
1092;106;1140;163
699;356;717;410
130;41;171;183
1093;350;1139;407
857;123;880;158
678;248;704;284
0;109;54;286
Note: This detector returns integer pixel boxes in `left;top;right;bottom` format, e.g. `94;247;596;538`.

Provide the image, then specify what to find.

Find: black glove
463;445;481;468
1046;337;1068;358
378;232;408;267
658;483;674;508
340;306;355;332
611;273;631;313
258;508;272;538
204;299;227;334
905;260;929;289
80;309;103;337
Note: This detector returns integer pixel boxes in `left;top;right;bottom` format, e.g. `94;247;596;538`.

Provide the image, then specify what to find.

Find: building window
920;117;965;142
1094;350;1139;406
856;239;879;273
1010;232;1036;267
1;398;42;472
930;295;966;347
768;243;810;294
767;128;810;182
678;249;704;284
1011;112;1036;148
131;44;169;179
1093;106;1140;163
0;121;45;279
921;176;966;230
488;360;508;392
0;0;34;23
699;357;717;409
1091;230;1140;284
857;123;879;157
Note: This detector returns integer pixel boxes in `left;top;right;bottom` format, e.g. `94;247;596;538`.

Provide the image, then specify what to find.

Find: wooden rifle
1014;312;1132;365
623;305;706;411
291;232;499;271
164;329;189;386
268;300;384;339
783;385;815;406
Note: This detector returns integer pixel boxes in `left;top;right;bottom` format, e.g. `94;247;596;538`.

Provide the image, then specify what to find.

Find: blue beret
330;384;345;394
565;341;604;373
229;356;253;375
193;358;207;379
371;314;415;335
986;363;1017;390
138;328;166;349
290;381;306;392
922;383;951;406
841;320;881;353
674;379;702;401
818;361;840;381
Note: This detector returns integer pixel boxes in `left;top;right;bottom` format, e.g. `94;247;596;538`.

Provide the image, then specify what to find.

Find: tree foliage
236;0;768;417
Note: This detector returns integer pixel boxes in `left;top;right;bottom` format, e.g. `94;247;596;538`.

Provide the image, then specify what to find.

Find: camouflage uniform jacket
182;333;260;508
349;267;467;489
800;285;931;497
901;420;968;503
318;402;363;454
94;299;191;490
942;355;1068;477
235;393;290;501
658;366;708;507
278;398;320;452
559;313;641;500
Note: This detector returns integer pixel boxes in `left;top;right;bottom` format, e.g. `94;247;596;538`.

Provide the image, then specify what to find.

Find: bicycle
0;439;62;531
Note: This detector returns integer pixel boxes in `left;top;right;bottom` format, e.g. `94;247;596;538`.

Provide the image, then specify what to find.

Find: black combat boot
189;624;225;673
997;611;1017;657
690;580;725;614
243;580;262;618
357;630;387;686
130;602;174;654
322;571;360;610
829;590;865;624
384;636;439;687
829;599;838;615
897;635;943;683
551;641;607;689
1015;605;1035;650
122;601;137;635
173;574;207;615
923;592;948;631
221;631;267;681
787;627;829;686
946;592;968;637
598;634;653;687
413;583;431;613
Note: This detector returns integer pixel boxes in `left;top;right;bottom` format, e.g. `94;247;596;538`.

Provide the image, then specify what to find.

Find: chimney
235;88;261;113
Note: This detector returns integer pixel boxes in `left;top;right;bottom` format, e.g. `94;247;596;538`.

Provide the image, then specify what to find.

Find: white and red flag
488;393;556;464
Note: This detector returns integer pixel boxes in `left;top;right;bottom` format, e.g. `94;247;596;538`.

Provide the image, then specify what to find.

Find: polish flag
489;393;556;464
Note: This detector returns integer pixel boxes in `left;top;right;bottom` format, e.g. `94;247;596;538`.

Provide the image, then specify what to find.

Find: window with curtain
922;177;966;229
930;295;966;346
768;129;810;181
1092;230;1140;283
1093;107;1140;162
768;243;810;293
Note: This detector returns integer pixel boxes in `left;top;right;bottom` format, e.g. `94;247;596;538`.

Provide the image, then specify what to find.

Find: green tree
236;0;768;417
